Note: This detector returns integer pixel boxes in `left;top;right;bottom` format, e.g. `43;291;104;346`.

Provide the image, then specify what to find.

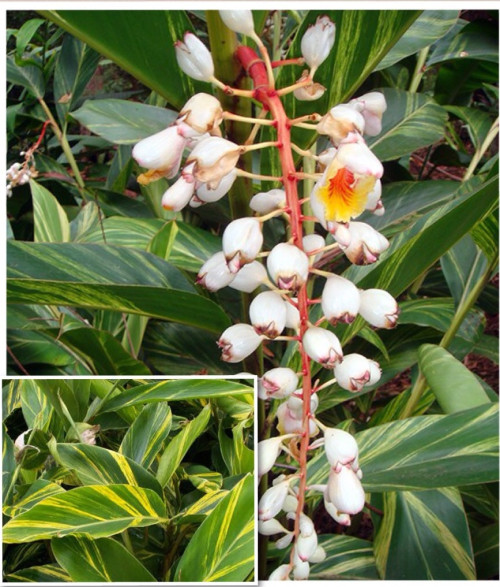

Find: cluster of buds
6;159;34;197
133;11;399;580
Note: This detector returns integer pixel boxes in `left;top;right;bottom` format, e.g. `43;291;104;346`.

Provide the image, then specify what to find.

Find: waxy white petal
175;32;215;82
359;288;399;328
303;326;343;369
249;291;287;338
267;243;309;291
218;324;262;363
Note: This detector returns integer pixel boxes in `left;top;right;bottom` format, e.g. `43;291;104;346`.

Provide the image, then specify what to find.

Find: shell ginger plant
132;11;398;580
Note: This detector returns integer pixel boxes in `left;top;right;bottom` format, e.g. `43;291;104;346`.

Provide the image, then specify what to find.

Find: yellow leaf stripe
3;485;165;543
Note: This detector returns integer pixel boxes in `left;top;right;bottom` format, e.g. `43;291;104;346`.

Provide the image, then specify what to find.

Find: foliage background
5;8;499;581
2;377;256;582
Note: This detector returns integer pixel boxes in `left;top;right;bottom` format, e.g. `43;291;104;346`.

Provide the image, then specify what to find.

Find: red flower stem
236;45;312;567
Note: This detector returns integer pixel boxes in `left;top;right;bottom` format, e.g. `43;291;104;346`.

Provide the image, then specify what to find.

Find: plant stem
400;257;497;418
408;46;429;93
37;98;86;192
463;117;499;181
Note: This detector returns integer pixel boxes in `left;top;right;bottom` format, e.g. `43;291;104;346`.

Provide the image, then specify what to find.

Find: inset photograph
2;377;257;583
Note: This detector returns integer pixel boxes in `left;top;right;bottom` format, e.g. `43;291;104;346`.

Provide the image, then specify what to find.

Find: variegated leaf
52;535;155;582
3;484;166;543
373;488;476;579
31;180;70;244
119;402;172;469
53;442;163;496
4;480;65;518
156;405;211;487
7;241;230;333
366;88;448;161
174;474;255;582
5;564;71;583
101;379;253;413
307;404;499;491
174;489;229;525
309;535;379;580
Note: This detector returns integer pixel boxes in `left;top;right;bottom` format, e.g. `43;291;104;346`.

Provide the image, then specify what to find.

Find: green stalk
400;257;497;419
408;46;429;93
463;117;499;181
206;12;253;220
38;98;86;192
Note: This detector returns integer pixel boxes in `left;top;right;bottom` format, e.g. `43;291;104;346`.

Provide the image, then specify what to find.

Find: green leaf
54;442;163;496
472;523;499;579
175;489;229;525
471;211;499;265
19;379;55;429
398;298;484;343
3;480;65;518
31;180;70;243
52;535;155;582
41;10;207;109
7;55;45;98
72;99;177;144
119;402;172;469
418;344;491;413
2;484;166;543
428;20;499;66
309;535;379;580
69;201;101;241
373;488;475;579
156;405;211;487
7;241;230;334
446;105;496;150
366;88;448;161
101;379;253;413
218;422;254;476
352;176;498;296
53;35;101;127
15;18;46;58
4;564;71;583
44;327;151;375
3;427;17;503
441;235;489;307
307;404;499;491
175;474;254;582
375;10;458;70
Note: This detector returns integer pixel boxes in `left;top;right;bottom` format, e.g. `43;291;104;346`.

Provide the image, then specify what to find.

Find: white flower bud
175;32;215;82
268;564;291;581
317;147;338;169
368;359;382;385
323;427;359;471
334;353;373;392
365;178;383;214
258;480;290;520
316;104;365;146
14;429;31;453
186;136;241;189
258;434;295;477
132;126;187;179
258;517;289;536
249;291;287;338
277;395;318;436
267;243;309;291
176;93;223;138
324;493;351;526
292;549;310;580
301;15;336;71
321;274;360;325
303;326;343;369
249;188;286;214
341;222;389;265
297;529;318;562
218;324;262;363
285;298;301;331
259;367;298;400
359;288;399;328
298;513;315;537
229;260;267;293
275;532;294;549
161;164;197;211
303;234;326;264
309;545;327;563
196;169;237;204
196;251;235;292
282;494;299;513
222;217;263;273
219;10;255;35
326;465;365;515
350;91;387;136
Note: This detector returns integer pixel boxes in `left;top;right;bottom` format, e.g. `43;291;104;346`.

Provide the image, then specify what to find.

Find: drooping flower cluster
6;159;34;197
132;11;399;581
